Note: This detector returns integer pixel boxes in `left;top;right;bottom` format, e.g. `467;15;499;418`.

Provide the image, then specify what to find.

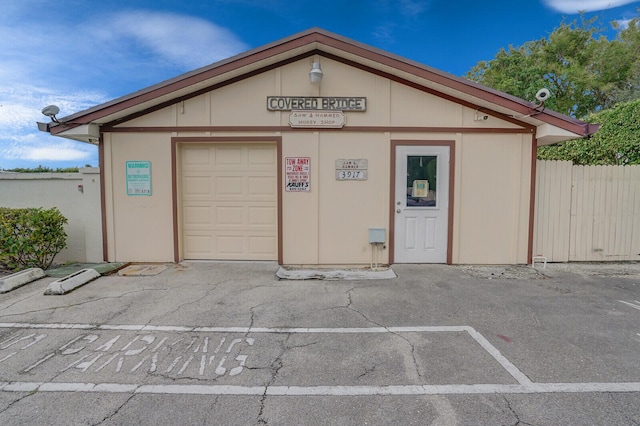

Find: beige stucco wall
454;133;532;264
317;132;390;264
281;131;390;266
104;56;533;264
103;133;175;262
281;131;318;264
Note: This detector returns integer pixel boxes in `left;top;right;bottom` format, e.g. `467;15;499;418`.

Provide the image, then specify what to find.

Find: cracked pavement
0;261;639;425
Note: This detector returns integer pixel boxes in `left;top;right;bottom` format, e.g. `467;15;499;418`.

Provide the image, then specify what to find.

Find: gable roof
42;28;598;145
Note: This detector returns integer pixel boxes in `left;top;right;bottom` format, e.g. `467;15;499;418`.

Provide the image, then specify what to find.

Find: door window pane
406;155;437;207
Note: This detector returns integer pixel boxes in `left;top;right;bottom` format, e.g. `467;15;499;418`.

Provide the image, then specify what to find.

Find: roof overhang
40;28;598;145
53;123;101;144
535;122;594;146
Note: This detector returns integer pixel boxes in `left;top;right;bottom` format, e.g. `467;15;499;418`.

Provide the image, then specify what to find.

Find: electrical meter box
368;228;386;244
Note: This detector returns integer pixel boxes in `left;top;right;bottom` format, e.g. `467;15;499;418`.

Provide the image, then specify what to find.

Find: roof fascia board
311;32;593;137
100;52;315;130
318;50;534;131
52;32;323;129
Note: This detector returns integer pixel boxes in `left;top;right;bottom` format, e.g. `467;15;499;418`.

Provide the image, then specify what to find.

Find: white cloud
615;18;634;28
0;85;107;130
0;84;106;166
2;131;96;166
103;11;248;69
372;23;398;45
5;139;94;162
0;7;246;167
399;0;430;16
541;0;640;14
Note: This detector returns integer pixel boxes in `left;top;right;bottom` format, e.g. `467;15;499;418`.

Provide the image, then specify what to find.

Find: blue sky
1;0;639;170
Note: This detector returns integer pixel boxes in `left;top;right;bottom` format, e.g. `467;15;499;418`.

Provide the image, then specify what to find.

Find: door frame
389;140;455;264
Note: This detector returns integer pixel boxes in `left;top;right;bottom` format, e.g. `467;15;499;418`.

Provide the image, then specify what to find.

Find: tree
609;18;640;102
0;207;68;271
2;165;83;173
538;99;640;165
466;15;640;118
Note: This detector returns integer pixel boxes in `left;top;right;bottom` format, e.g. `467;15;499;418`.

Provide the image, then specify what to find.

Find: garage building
42;29;597;266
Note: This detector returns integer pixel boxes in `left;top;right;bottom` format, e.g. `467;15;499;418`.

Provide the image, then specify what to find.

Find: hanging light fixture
309;62;323;84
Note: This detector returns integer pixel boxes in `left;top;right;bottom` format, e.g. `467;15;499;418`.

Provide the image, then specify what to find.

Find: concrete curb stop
276;267;397;280
44;268;101;295
0;268;46;293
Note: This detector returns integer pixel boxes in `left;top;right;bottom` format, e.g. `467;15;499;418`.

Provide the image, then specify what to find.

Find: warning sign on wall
126;160;152;196
285;157;310;192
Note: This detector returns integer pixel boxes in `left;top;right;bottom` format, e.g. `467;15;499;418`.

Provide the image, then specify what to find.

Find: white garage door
181;143;278;260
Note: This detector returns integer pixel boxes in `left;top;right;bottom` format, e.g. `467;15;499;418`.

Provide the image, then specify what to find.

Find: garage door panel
217;235;245;255
184;235;213;256
184;203;276;230
184;206;212;225
249;236;278;255
215;176;244;196
215;147;243;165
216;206;245;226
183;176;211;195
248;176;277;196
249;147;277;165
184;232;277;260
183;148;210;165
181;143;277;260
249;206;276;226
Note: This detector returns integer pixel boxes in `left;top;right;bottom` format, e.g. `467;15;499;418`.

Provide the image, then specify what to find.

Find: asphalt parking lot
0;261;639;425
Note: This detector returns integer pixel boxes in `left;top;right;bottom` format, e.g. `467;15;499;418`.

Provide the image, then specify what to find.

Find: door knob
396;209;401;213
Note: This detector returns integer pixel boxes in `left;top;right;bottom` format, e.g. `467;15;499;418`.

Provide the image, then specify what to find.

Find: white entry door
394;145;450;263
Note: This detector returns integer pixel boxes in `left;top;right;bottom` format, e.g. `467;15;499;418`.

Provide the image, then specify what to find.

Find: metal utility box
368;228;386;244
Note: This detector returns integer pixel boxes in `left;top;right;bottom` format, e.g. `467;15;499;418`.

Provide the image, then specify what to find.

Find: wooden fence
534;160;640;262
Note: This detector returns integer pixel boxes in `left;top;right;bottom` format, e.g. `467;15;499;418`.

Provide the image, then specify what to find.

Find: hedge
0;207;68;271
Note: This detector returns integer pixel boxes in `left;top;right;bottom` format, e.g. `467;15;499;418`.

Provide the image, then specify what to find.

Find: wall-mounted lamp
309;62;323;84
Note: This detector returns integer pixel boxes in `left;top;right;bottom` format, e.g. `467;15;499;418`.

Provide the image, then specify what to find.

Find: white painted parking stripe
1;381;640;396
0;323;473;333
139;384;266;395
464;327;533;385
620;300;640;311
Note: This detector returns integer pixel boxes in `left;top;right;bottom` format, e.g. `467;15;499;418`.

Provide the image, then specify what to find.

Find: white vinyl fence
534;160;640;262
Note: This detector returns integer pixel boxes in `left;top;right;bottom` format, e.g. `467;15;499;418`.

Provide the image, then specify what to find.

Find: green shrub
0;207;68;271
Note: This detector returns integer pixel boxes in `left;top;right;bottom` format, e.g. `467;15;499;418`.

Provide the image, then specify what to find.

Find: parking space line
620;300;640;311
1;322;638;396
464;327;532;385
2;381;640;396
0;322;528;384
